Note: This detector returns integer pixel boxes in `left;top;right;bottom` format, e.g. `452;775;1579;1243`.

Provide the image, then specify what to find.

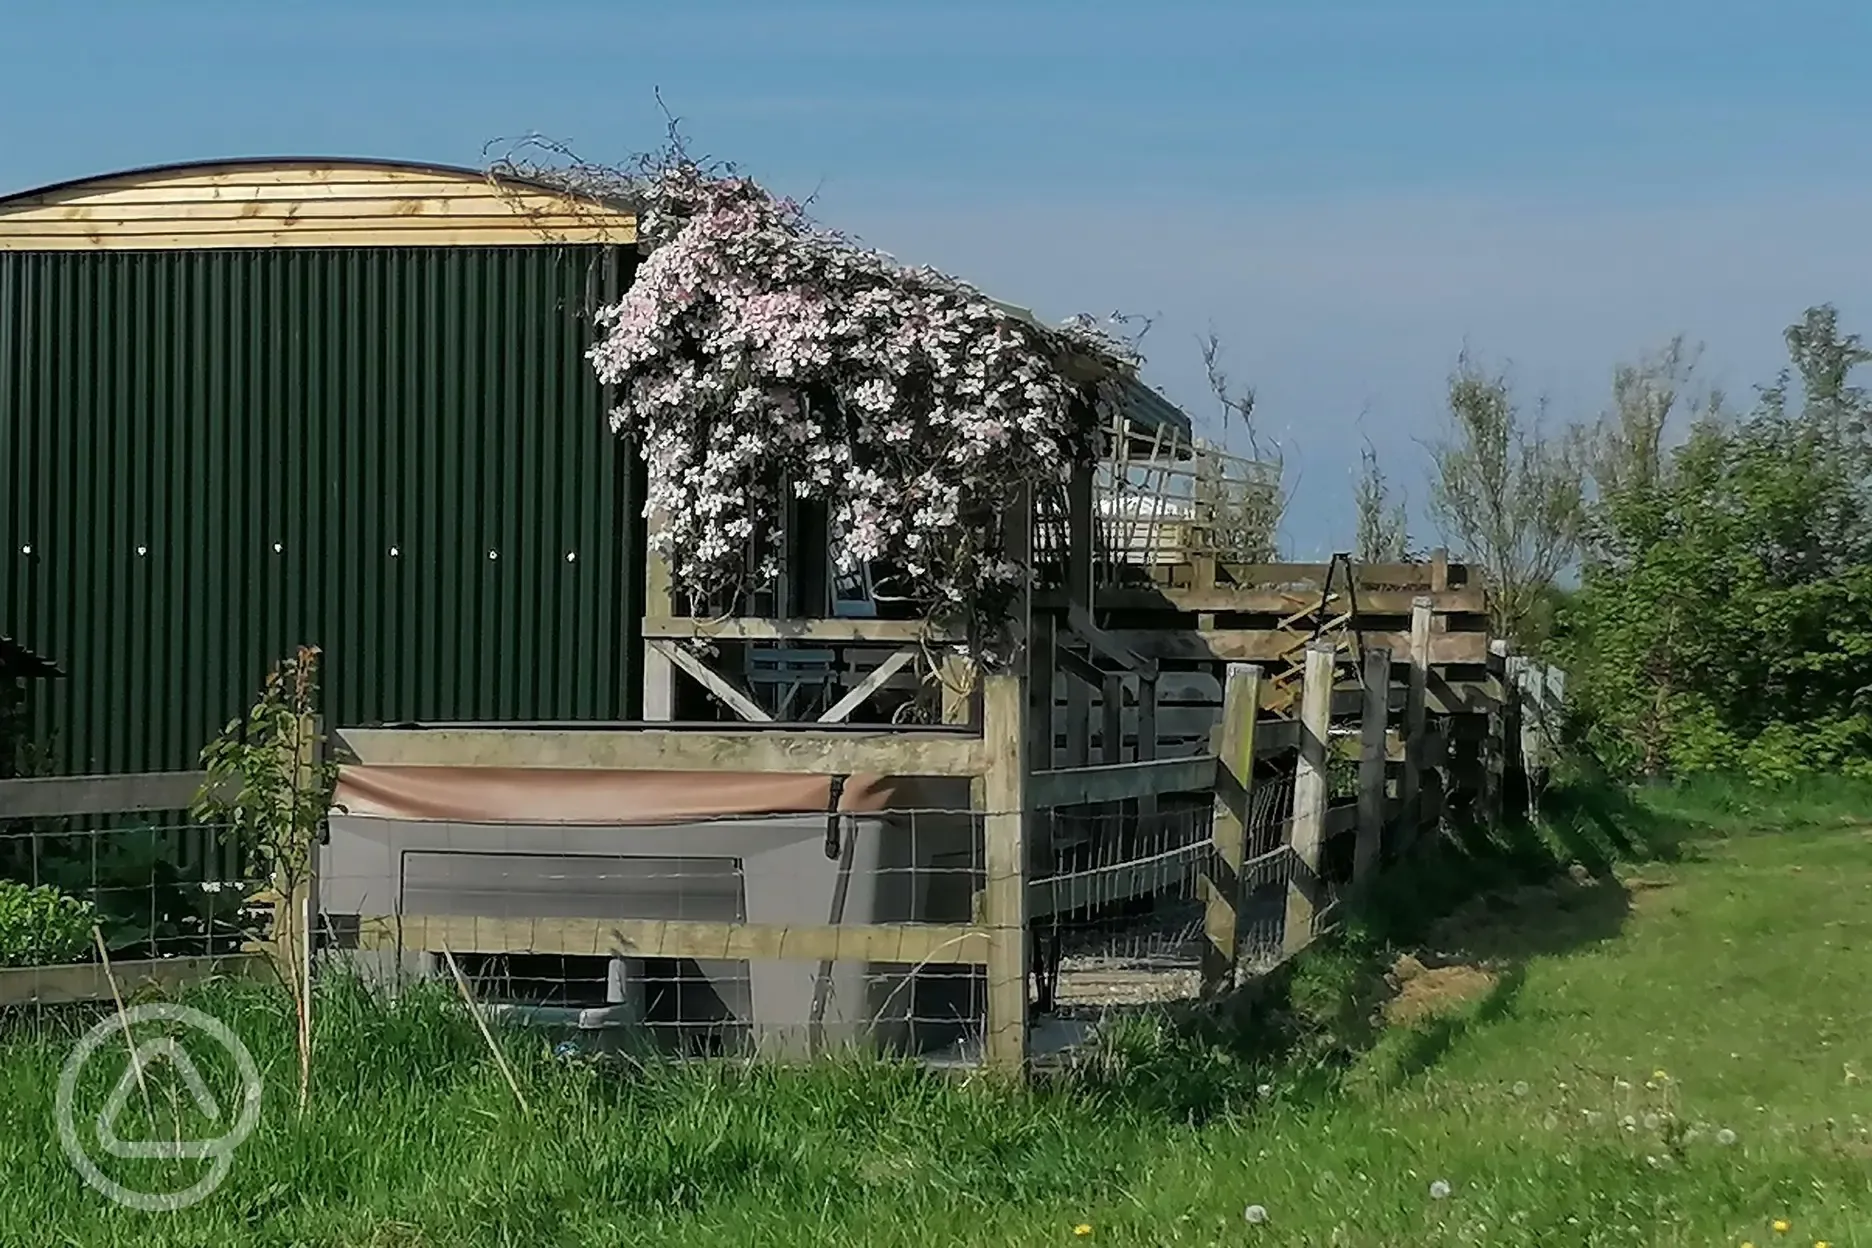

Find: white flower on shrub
586;161;1131;637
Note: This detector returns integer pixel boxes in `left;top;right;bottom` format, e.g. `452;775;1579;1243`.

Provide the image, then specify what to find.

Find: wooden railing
0;771;271;1007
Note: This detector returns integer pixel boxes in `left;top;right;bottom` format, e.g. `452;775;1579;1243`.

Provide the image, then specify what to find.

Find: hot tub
320;766;984;1059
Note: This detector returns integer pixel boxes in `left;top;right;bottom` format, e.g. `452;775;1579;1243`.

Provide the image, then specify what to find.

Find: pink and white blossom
585;161;1132;633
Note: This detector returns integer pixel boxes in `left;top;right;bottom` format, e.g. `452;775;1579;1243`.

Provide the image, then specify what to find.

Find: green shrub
0;881;96;968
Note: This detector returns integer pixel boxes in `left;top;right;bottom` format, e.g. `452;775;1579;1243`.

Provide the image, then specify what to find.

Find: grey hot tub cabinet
320;796;984;1058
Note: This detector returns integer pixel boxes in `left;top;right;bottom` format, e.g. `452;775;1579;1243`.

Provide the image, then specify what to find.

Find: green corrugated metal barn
0;158;646;775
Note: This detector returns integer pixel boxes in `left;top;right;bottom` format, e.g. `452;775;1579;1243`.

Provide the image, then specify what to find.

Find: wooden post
1282;639;1334;958
1354;646;1391;884
1429;547;1450;594
1135;671;1159;824
643;555;676;720
1066;463;1095;608
981;489;1033;1072
1399;596;1433;847
1100;673;1124;766
1028;612;1056;771
1064;462;1093;770
1064;670;1091;770
980;673;1030;1070
1202;663;1260;994
1485;638;1512;825
1500;644;1528;818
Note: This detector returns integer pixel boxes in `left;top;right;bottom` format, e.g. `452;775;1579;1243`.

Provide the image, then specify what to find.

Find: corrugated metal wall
0;245;643;775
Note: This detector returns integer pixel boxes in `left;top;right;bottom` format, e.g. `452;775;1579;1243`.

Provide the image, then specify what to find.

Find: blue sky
5;0;1869;551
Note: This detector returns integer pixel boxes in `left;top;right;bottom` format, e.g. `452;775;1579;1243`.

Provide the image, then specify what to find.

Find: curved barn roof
0;156;638;251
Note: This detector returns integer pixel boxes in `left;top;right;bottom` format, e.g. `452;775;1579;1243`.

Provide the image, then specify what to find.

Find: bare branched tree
1353;438;1412;563
1200;332;1259;445
1427;352;1585;643
1197;332;1286;560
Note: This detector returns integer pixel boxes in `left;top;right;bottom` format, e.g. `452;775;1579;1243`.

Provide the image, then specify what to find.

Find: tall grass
2;775;1869;1245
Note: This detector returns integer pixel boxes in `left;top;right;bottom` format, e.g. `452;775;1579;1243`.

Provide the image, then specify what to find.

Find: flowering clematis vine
585;161;1132;643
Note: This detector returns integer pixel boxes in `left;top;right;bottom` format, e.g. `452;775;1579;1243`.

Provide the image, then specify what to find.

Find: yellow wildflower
1073;1225;1092;1237
1773;1220;1791;1234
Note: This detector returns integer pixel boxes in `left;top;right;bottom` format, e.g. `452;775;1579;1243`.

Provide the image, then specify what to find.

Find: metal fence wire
316;803;995;1065
0;736;1365;1067
0;817;267;967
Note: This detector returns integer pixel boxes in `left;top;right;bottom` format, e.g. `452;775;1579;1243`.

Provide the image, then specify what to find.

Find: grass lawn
3;778;1870;1246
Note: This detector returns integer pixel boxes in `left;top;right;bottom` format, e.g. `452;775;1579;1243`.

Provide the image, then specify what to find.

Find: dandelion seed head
1716;1127;1738;1146
1512;1081;1529;1097
1429;1180;1451;1201
1243;1204;1269;1225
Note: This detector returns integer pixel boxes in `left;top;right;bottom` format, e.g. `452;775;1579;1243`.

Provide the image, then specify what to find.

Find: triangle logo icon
94;1036;228;1161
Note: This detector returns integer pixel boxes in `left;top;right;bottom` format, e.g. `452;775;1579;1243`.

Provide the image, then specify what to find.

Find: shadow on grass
1380;963;1527;1088
1056;775;1693;1123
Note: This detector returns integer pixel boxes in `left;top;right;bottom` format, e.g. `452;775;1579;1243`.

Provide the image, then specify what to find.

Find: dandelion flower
1073;1225;1093;1237
1429;1180;1451;1201
1815;1240;1830;1248
1653;1068;1668;1080
1243;1205;1269;1225
1716;1127;1738;1146
1773;1220;1791;1234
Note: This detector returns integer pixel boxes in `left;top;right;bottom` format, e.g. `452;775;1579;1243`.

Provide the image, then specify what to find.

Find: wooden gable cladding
0;159;639;251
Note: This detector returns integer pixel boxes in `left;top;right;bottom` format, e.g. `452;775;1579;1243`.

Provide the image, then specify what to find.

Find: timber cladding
0;160;638;251
0;158;648;774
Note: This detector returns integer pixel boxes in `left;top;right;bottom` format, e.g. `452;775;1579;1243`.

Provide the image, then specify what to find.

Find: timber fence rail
0;770;276;1009
0;611;1509;1069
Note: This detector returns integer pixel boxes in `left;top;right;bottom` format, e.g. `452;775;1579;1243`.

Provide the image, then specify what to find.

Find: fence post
1027;612;1055;769
1135;672;1159;824
1202;663;1261;995
1399;596;1433;849
981;486;1033;1073
1282;639;1335;958
642;556;676;720
979;670;1029;1072
1354;646;1391;884
1486;638;1514;825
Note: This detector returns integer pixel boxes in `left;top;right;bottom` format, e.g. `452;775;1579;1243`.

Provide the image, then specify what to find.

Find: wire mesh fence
1030;799;1211;1014
0;736;1383;1066
0;818;269;967
0;813;274;1039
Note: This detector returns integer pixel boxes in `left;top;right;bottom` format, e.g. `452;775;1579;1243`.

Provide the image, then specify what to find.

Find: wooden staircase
1263;553;1366;717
